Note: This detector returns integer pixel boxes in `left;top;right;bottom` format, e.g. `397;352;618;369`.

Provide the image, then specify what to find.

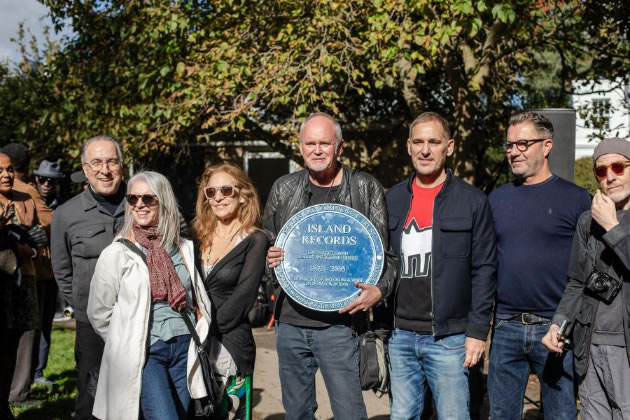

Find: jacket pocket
440;217;472;258
388;216;400;233
573;301;595;361
71;224;109;258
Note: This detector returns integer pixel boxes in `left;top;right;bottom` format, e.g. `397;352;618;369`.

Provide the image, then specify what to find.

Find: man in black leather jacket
263;112;392;420
543;137;630;419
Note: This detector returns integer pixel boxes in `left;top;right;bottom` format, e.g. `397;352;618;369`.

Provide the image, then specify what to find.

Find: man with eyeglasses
542;137;630;419
51;135;126;420
264;112;393;420
487;111;591;419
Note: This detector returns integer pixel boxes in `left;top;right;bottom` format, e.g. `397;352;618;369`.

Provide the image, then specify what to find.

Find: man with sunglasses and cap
543;137;630;419
31;160;65;389
51;135;126;420
488;111;591;419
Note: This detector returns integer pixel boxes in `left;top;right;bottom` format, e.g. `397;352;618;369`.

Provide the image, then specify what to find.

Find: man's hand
267;246;284;268
542;324;564;353
592;189;619;232
339;282;382;314
463;337;485;368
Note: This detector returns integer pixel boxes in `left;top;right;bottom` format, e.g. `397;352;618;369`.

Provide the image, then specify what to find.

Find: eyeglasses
125;194;158;207
203;185;238;199
83;159;121;171
36;176;58;185
594;161;630;178
502;138;547;152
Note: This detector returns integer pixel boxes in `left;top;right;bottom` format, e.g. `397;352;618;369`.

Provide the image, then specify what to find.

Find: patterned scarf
133;225;186;312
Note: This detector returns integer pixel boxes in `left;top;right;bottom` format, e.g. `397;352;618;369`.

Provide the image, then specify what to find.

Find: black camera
585;267;622;303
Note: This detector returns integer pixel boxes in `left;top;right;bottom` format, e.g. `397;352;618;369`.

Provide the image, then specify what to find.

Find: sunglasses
37;176;58;185
125;194;158;206
594;161;630;179
203;185;238;199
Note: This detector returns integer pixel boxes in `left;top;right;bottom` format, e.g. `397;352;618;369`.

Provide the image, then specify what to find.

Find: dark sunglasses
203;185;238;199
594;162;630;179
125;194;158;206
37;176;58;185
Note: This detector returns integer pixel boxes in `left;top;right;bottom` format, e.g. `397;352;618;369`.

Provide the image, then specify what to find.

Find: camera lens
593;278;609;293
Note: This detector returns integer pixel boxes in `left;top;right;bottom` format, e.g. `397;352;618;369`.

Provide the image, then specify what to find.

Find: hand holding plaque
274;204;384;311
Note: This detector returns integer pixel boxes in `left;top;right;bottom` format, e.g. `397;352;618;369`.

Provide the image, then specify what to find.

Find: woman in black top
193;163;268;420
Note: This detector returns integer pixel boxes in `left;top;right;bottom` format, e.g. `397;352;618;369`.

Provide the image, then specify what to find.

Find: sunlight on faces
506;122;552;182
299;116;343;177
407;120;454;179
129;179;159;227
0;154;15;196
82;140;122;196
595;153;630;206
206;172;243;222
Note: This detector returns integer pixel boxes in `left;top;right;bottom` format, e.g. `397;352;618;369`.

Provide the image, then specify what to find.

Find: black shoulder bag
117;238;223;417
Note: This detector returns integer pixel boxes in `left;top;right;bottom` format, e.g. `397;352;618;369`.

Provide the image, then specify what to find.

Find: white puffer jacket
87;238;212;420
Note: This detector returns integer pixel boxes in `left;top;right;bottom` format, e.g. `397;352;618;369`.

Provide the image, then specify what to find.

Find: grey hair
409;112;452;140
509;111;554;139
299;112;343;146
118;171;182;249
81;135;124;163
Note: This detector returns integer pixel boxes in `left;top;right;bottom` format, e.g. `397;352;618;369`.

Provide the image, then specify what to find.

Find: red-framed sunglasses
594;162;630;179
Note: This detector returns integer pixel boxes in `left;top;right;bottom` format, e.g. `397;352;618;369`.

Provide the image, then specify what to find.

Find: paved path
251;327;545;420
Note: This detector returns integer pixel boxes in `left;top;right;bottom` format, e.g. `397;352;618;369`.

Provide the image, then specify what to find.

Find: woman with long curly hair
193;163;268;419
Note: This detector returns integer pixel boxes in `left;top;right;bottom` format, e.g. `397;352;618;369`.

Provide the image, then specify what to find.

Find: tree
4;0;630;188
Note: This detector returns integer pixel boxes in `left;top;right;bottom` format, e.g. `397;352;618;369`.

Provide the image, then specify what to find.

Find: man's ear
543;138;553;159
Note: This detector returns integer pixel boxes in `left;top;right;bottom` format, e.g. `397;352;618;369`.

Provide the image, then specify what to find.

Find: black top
196;230;268;376
88;183;126;215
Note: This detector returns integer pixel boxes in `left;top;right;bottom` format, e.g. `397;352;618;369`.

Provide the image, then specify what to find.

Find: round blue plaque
274;203;384;311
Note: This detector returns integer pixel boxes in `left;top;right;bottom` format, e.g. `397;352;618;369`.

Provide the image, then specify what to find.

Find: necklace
204;225;242;266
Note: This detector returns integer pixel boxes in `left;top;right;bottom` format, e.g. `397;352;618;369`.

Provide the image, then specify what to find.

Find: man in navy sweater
386;112;496;419
488;111;591;419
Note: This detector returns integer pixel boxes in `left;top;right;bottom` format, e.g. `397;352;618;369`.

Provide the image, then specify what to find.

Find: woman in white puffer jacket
87;171;212;420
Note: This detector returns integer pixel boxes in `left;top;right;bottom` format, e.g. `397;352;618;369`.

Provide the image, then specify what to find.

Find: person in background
88;171;212;419
0;153;42;419
193;163;268;419
0;144;52;404
31;160;66;388
51;135;126;419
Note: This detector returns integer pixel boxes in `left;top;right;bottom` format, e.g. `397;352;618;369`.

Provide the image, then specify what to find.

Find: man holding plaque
386;112;497;419
264;112;392;420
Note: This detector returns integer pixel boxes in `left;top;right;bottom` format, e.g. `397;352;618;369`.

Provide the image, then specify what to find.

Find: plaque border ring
274;203;384;311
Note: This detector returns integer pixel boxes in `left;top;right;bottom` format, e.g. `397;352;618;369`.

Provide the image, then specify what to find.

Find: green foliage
0;0;628;187
574;156;598;196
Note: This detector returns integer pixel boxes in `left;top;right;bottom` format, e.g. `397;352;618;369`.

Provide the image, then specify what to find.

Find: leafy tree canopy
2;0;629;189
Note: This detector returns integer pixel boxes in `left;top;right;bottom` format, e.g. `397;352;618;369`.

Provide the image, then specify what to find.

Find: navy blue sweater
489;175;591;318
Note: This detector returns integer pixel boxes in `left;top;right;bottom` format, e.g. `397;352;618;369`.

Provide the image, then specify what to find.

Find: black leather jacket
262;165;394;303
552;211;630;377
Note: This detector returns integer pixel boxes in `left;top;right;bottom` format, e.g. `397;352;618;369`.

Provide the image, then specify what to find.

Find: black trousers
1;329;22;419
74;321;104;420
35;279;58;378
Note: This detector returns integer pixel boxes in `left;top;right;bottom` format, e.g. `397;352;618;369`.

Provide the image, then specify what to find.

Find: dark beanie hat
593;138;630;162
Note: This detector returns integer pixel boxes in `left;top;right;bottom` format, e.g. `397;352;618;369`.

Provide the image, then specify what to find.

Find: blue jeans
141;335;191;420
275;322;367;420
488;319;576;420
388;329;470;420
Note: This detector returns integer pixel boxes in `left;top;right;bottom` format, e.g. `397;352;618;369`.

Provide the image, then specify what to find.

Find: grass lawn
11;326;77;420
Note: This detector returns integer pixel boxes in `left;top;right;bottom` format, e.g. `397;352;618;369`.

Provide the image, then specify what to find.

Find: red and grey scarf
133;225;186;312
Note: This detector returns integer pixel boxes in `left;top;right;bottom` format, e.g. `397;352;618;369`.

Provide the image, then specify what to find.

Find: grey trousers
579;344;630;420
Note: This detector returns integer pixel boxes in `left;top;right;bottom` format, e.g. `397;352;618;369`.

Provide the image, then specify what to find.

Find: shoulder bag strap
117;237;203;347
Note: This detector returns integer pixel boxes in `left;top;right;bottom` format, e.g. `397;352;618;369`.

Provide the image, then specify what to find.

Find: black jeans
74;321;104;420
34;279;58;378
1;329;22;419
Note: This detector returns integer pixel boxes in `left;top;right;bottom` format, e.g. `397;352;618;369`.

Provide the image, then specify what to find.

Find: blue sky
0;0;70;64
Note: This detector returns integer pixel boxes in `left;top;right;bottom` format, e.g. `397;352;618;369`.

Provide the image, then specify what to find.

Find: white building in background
572;79;630;159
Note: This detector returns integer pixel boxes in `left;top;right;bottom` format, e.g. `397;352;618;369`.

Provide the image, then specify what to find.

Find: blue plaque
274;204;384;311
